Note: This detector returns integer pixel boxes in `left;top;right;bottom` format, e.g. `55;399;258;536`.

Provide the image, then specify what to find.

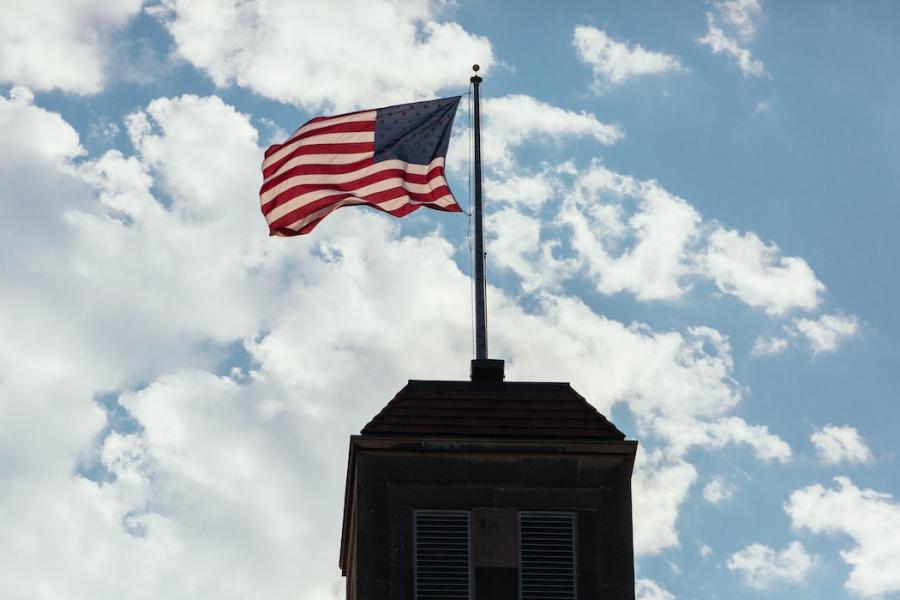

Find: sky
1;1;899;598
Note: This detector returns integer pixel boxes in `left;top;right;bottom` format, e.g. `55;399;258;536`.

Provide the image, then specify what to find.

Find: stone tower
340;360;637;599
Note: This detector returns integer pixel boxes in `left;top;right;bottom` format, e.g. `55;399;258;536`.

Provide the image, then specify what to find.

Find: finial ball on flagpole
472;64;480;72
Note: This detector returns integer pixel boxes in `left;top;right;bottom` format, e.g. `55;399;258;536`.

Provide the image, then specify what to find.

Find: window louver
414;510;472;599
519;511;576;600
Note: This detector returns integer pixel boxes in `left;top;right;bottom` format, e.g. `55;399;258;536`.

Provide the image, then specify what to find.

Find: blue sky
1;1;899;599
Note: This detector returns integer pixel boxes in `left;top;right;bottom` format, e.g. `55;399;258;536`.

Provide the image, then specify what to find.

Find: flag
260;96;462;236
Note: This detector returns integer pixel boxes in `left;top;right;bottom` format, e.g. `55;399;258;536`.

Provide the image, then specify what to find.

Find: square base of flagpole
470;359;505;382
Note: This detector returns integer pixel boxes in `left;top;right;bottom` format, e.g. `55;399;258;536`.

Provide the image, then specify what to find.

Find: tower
339;360;638;599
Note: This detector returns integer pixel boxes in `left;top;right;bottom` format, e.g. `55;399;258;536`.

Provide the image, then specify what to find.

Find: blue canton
374;96;461;165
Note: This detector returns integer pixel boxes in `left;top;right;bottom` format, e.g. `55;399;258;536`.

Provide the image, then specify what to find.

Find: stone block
390;484;495;509
522;457;578;486
472;508;517;568
466;457;522;484
494;487;600;509
407;456;468;485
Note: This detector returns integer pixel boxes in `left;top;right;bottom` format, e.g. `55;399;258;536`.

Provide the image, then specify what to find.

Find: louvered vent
414;510;471;599
519;511;576;600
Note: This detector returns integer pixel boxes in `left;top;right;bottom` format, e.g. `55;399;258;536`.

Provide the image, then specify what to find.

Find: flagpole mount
469;64;504;382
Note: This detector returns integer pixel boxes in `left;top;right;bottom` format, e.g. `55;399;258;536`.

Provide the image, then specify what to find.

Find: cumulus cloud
573;25;682;91
0;86;106;484
87;117;122;147
703;227;824;315
657;415;791;463
697;0;766;78
453;110;830;328
528;162;825;317
494;295;789;464
0;4;866;598
149;0;493;112
0;89;799;597
446;96;621;183
486;207;577;292
472;95;623;174
716;0;763;41
793;313;859;354
636;577;675;600
786;477;900;597
560;162;702;300
752;335;789;356
487;95;623;147
0;0;143;93
811;425;873;465
703;476;737;504
484;167;561;211
727;541;813;589
0;91;341;598
1;87;84;164
632;449;697;555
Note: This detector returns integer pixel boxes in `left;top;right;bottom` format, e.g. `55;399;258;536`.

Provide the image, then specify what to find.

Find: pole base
470;359;505;382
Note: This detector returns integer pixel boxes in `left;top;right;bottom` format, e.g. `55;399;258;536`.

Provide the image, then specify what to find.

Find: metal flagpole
468;65;504;382
470;65;488;361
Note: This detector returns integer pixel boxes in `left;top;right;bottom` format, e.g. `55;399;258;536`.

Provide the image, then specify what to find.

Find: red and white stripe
260;110;460;236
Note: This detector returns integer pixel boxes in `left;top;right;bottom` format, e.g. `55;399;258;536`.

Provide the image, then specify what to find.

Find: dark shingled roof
361;380;625;440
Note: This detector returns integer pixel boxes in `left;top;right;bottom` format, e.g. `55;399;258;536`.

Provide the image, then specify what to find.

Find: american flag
260;96;462;236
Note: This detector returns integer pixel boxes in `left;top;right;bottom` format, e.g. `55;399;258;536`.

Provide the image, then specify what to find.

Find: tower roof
361;379;625;440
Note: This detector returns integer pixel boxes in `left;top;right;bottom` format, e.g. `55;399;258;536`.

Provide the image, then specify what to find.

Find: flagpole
470;65;488;361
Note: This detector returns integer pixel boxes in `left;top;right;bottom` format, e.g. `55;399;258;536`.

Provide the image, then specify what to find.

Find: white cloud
480;161;825;319
87;117;121;147
0;92;343;598
0;2;866;595
703;227;824;315
447;96;621;179
481;95;623;173
495;297;781;458
703;476;737;504
716;0;763;41
487;95;623;146
0;0;143;93
0;87;83;164
560;163;702;300
0;87;106;484
553;164;825;318
636;577;675;600
573;25;682;90
0;90;799;597
697;9;766;78
632;449;697;555
484;167;561;210
700;543;713;558
492;295;791;473
456;110;830;326
150;0;493;112
655;414;791;463
811;425;873;465
786;477;900;597
486;207;577;293
752;335;789;356
727;541;813;589
793;313;859;354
